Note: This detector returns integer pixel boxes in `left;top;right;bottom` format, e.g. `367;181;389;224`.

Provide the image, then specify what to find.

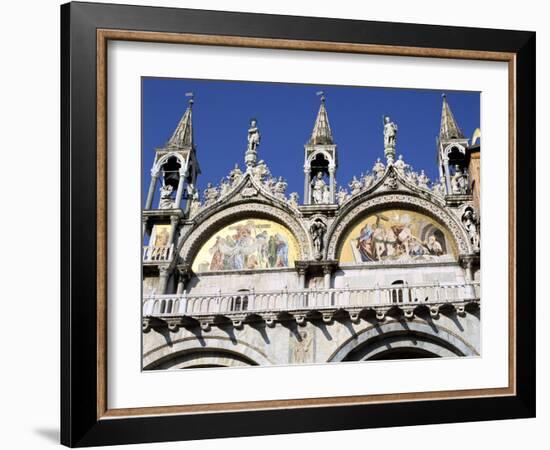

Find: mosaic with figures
339;209;456;264
192;218;299;272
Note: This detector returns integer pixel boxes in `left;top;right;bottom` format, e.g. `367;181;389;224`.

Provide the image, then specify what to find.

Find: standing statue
265;176;277;193
372;158;386;180
432;176;446;197
348;176;363;195
219;177;230;197
451;165;469;194
406;168;418;185
252;159;270;180
462;208;480;250
203;182;219;206
311;171;328;204
337;186;349;205
417;170;430;189
383;116;398;148
245;118;261;167
228;163;243;185
394;155;408;177
274;176;288;199
247;118;261;152
288;192;299;208
322;185;331;204
310;219;327;260
188;189;201;217
158;184;174;209
362;172;375;190
383;115;398;164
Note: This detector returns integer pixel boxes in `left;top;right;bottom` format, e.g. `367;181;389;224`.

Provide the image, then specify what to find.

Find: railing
143;282;480;317
142;244;174;263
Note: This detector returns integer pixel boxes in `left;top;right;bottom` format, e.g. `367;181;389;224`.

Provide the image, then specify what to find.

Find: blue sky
142;78;479;203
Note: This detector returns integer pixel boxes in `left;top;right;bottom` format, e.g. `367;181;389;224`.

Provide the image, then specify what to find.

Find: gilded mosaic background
192;218;299;272
339;209;456;264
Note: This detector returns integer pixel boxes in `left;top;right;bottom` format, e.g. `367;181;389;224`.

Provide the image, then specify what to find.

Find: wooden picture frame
61;1;535;447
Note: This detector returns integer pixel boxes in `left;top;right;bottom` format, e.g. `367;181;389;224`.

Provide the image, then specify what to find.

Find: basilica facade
141;93;481;369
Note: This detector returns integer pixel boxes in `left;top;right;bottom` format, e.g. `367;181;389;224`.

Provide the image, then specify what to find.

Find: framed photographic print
60;1;536;447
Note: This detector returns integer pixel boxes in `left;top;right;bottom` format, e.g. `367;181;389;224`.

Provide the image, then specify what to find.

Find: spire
166;92;194;149
308;91;334;145
439;94;464;140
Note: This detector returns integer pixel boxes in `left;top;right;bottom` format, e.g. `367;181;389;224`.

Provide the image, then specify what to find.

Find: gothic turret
303;92;338;205
142;93;201;295
437;94;470;196
165;95;194;150
144;93;201;214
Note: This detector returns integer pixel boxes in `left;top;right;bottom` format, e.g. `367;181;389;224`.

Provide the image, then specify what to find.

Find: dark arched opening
161;156;182;191
368;347;439;360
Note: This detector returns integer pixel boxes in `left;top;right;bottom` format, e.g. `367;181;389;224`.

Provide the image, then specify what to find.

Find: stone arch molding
178;202;312;264
326;191;473;260
158;353;254;369
444;143;466;157
306;148;334;166
327;320;478;362
143;335;274;369
152;152;187;175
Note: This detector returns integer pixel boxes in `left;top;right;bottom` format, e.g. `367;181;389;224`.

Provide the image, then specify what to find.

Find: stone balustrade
142;282;480;331
142;244;174;263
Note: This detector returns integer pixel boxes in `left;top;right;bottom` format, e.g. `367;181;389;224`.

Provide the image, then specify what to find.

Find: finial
441;93;446;99
316;91;326;103
185;91;194;107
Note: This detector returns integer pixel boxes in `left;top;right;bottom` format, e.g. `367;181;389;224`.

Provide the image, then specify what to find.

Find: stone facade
142;93;481;369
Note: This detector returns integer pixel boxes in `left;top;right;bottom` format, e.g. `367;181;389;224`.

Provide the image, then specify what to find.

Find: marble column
145;171;159;210
174;169;186;209
443;158;452;195
167;215;179;248
323;267;332;289
298;269;306;289
328;165;335;204
303;166;311;205
176;269;187;295
158;265;171;295
141;216;148;239
462;258;476;299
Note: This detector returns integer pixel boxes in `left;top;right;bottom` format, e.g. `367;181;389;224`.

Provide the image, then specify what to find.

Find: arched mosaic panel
191;218;300;272
339;209;457;264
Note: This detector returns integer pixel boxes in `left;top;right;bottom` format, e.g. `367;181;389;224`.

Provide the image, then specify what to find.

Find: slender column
142;216;148;239
158;265;171;295
167;215;179;248
323;266;332;289
443;158;452;194
173;169;186;209
176;280;185;295
145;170;159;210
303;166;311;205
328;165;335;204
464;260;474;281
463;259;476;299
176;268;188;295
184;166;197;215
298;269;306;289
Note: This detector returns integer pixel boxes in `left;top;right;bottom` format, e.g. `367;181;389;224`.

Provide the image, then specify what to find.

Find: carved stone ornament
383;171;398;190
241;186;259;198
